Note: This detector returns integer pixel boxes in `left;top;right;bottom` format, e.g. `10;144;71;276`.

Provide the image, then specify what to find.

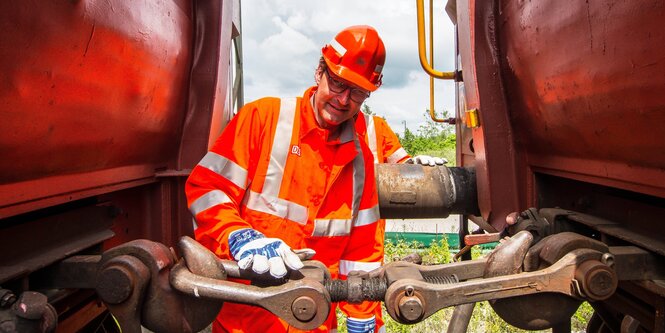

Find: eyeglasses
324;69;370;103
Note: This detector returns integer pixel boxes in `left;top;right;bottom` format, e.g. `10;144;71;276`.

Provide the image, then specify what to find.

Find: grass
337;239;594;332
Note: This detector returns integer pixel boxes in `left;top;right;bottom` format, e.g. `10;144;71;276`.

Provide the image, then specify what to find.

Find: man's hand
346;316;376;333
228;228;313;278
407;155;448;166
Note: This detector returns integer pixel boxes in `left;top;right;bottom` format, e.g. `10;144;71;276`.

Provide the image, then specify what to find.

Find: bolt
97;265;133;304
291;296;316;322
0;290;16;308
575;260;617;301
397;295;424;322
586;269;616;299
601;253;615;268
13;292;47;320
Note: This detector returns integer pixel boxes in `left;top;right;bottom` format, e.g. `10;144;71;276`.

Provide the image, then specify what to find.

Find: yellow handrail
416;0;455;123
416;0;454;79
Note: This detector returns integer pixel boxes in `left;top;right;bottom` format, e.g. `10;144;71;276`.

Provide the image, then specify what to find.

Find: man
186;25;386;333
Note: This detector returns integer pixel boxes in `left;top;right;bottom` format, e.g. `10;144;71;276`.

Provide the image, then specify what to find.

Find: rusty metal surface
506;208;551;244
171;237;332;330
35;255;101;290
497;0;665;199
491;232;612;330
575;260;617;301
593;281;665;332
178;0;241;168
385;248;608;325
0;205;113;283
455;0;524;231
456;0;665;230
0;1;193;217
0;1;242;331
376;164;478;219
484;231;581;330
463;232;501;246
84;234;656;331
171;262;331;331
484;231;533;278
53;298;107;333
523;232;609;272
378;234;623;328
453;2;665;329
540;208;665;257
0;291;58;333
96;239;224;333
446;303;475;333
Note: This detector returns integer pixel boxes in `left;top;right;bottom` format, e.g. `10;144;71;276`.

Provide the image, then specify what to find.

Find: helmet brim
324;57;379;92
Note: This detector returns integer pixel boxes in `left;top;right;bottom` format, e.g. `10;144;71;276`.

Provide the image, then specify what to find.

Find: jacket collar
301;86;355;144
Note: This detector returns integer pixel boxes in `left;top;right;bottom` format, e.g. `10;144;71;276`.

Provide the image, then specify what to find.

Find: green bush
397;111;456;165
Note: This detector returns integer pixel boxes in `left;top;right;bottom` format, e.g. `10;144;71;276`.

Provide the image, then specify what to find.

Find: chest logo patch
291;145;301;156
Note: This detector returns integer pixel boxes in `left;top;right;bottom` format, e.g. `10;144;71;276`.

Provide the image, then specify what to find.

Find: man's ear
314;67;323;85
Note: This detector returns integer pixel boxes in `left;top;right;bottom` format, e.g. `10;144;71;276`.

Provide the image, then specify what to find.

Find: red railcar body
453;0;665;330
0;1;241;330
456;0;665;237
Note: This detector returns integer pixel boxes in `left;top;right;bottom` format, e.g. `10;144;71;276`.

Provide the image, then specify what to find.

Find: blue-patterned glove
228;228;310;278
347;316;376;333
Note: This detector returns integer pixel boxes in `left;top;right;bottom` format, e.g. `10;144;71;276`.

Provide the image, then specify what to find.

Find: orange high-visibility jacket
355;113;410;164
185;87;383;332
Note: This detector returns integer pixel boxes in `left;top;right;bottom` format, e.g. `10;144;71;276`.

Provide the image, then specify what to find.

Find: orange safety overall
186;86;384;332
355;114;410;164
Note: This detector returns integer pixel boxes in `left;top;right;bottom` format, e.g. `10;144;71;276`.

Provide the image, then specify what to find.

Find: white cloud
261;17;317;58
241;0;456;135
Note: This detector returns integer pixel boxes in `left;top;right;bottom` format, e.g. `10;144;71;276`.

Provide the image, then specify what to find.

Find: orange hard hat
322;25;386;92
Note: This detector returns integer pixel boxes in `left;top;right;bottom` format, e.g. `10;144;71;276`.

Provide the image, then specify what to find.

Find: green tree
361;104;375;116
398;109;457;164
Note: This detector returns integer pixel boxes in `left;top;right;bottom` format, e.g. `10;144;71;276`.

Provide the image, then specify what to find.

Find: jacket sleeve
338;140;385;322
375;116;410;163
185;99;272;259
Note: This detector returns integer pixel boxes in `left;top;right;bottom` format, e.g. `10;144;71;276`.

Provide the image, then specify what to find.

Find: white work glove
347;316;376;333
407;155;448;167
228;228;312;278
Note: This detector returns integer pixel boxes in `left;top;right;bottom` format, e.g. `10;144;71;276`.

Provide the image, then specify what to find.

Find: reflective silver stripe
243;98;308;224
192;218;198;229
199;152;248;189
339;118;355;143
364;114;379;163
339;260;381;275
189;190;232;216
330;38;347;56
348;316;375;323
350;136;365;226
312;218;352;237
355;205;379;227
262;98;296;198
378;326;386;333
386;147;409;164
245;190;309;225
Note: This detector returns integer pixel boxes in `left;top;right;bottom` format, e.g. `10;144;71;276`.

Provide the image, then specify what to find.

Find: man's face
313;67;370;131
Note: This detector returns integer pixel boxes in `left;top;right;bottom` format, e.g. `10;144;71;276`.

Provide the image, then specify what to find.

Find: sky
240;0;456;135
